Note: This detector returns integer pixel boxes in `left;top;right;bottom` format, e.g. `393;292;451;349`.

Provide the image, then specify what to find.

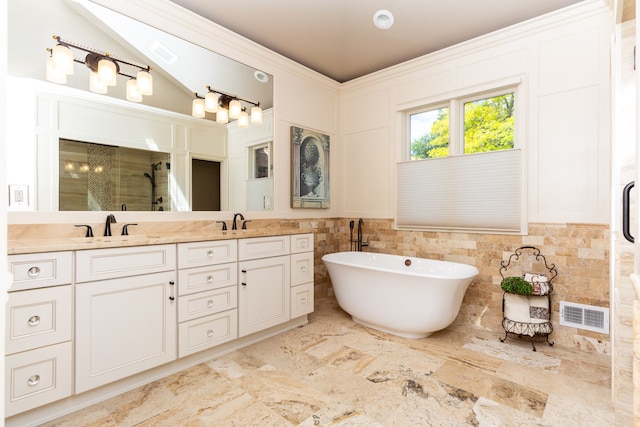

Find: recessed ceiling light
373;10;394;30
254;70;269;83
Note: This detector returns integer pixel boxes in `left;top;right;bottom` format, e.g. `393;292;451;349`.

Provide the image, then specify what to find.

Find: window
398;84;524;234
249;142;272;179
409;89;515;159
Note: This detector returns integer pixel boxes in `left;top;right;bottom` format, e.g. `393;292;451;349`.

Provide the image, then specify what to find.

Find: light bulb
192;98;205;118
136;70;153;96
98;58;117;86
52;44;74;75
238;110;249;128
89;71;107;94
126;79;142;102
204;92;219;112
251;106;263;125
229;99;242;119
216;107;229;124
46;56;67;84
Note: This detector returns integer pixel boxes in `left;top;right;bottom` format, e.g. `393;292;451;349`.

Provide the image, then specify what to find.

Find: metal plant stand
498;246;557;351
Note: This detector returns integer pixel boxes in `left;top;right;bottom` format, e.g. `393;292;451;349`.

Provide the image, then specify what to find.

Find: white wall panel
342;89;391;134
538;28;601;95
536;86;605;222
343;128;392;215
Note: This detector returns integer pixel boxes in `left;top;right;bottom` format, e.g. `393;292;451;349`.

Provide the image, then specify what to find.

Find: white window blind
396;149;522;233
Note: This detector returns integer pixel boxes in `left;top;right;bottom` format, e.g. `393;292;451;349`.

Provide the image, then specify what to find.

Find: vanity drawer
5;341;73;417
291;282;314;318
178;309;238;357
6;285;72;355
238;235;290;261
178;285;238;323
75;244;176;283
177;262;237;296
8;251;72;292
178;240;237;269
291;252;314;286
291;233;314;254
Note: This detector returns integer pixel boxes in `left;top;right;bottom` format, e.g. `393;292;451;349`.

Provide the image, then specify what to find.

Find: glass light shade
216;107;229;124
192;98;206;118
238;110;249;128
52;44;74;75
229;99;242;119
126;79;143;102
46;56;67;84
204;92;219;112
98;58;117;86
136;70;153;96
89;71;107;94
251;106;263;125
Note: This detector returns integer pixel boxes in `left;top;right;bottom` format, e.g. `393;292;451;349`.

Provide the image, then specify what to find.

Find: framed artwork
291;126;330;208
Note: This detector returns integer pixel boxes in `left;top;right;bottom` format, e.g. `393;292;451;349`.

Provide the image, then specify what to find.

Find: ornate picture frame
291;126;330;208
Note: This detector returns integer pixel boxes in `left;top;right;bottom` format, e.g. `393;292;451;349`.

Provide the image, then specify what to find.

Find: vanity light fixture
192;86;262;126
46;35;153;101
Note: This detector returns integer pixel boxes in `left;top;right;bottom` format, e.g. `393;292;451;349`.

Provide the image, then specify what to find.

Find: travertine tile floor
42;298;616;426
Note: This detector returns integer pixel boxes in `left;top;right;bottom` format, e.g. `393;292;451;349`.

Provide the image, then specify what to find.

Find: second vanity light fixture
46;35;153;102
192;86;262;128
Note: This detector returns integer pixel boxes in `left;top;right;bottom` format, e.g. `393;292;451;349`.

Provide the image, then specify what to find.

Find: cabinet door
238;255;290;337
75;271;177;393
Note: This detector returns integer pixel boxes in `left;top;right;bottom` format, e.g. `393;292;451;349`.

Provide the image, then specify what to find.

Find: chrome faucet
232;213;245;230
104;214;117;236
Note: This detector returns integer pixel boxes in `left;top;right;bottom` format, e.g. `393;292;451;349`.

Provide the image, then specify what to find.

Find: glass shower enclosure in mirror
6;0;274;212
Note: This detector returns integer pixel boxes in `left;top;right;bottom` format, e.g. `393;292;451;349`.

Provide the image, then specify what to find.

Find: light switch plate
9;184;29;207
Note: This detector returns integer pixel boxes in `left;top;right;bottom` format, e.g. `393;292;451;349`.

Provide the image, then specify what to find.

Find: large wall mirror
6;0;274;213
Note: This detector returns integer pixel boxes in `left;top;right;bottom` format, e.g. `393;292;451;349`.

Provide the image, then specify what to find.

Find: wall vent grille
559;301;609;334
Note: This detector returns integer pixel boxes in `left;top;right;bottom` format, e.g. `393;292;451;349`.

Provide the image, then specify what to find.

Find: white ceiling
169;0;587;83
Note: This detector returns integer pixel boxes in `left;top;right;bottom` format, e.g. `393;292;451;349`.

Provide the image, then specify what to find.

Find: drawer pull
301;266;307;273
169;280;175;301
206;275;213;283
206;250;214;258
207;329;214;338
27;375;40;386
28;315;41;326
207;299;214;308
27;266;41;277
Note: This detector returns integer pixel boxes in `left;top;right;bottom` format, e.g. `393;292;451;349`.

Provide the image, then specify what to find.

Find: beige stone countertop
8;228;311;255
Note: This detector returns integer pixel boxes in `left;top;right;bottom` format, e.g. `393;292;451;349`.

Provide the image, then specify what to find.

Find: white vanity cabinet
238;236;291;337
74;245;177;393
177;240;238;357
290;234;315;318
5;252;73;417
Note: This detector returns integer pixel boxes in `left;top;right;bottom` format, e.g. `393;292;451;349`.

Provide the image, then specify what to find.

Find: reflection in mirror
59;140;170;211
7;0;274;213
191;159;221;211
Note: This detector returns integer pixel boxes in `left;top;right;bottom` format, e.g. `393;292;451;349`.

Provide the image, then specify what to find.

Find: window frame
406;82;521;160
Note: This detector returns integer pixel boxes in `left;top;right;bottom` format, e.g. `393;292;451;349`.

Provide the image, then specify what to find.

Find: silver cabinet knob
27;266;40;277
207;299;214;308
207;329;214;338
301;266;307;273
206;250;214;258
206;275;213;283
28;315;40;326
27;375;40;386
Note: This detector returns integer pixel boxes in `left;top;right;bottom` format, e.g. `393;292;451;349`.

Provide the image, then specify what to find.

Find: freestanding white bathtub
322;251;479;338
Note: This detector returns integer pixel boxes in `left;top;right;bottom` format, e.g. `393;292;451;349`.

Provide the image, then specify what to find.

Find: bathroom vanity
5;230;314;426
